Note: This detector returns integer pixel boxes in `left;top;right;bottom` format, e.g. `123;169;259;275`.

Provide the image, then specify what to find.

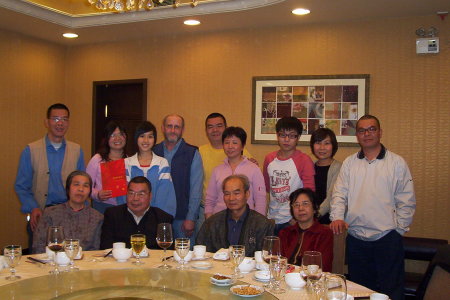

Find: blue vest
153;140;197;220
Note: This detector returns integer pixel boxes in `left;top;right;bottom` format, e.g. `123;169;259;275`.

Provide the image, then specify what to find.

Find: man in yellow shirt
196;113;253;236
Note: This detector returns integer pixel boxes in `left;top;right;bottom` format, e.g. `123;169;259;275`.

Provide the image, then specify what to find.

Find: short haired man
15;103;85;246
196;175;274;257
330;115;416;300
196;113;253;234
263;116;315;235
100;176;173;249
153;114;203;244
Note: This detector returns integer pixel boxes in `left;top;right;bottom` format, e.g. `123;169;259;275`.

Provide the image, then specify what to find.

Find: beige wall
1;14;449;248
0;29;66;246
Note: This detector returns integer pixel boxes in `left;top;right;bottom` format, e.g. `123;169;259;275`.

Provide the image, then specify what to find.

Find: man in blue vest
153;114;203;245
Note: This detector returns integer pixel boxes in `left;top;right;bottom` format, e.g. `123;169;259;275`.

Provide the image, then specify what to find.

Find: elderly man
330;115;416;300
196;174;274;257
15;103;85;248
153;114;203;244
100;176;173;249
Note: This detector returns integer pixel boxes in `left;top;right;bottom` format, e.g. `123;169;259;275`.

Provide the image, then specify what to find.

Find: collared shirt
330;146;416;241
127;206;150;225
15;135;85;213
162;138;203;221
227;207;250;245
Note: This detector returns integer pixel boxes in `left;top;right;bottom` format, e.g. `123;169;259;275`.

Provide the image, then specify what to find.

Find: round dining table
0;250;374;299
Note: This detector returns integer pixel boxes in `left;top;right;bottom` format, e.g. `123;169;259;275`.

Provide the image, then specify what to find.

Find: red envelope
100;159;127;197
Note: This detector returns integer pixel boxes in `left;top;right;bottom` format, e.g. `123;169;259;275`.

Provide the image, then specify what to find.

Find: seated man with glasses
263;116;315;235
100;176;173;249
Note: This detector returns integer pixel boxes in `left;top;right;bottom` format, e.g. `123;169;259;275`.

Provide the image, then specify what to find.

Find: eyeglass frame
277;132;299;140
356;126;378;135
127;191;149;198
48;116;69;123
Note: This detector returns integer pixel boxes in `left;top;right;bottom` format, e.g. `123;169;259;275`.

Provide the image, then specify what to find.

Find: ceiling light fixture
63;33;78;38
184;19;200;25
292;8;310;16
88;0;200;11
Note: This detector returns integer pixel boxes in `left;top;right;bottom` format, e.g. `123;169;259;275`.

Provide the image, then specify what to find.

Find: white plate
254;270;270;281
210;278;233;287
253;276;269;283
210;274;233;284
230;285;264;297
191;254;211;261
191;261;213;269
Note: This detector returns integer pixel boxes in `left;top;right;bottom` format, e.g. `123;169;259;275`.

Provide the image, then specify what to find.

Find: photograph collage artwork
260;85;359;136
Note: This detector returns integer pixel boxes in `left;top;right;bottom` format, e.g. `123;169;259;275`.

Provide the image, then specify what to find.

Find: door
92;79;147;157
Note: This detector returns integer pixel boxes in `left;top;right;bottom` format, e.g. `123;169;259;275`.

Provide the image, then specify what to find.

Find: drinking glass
269;255;287;294
302;251;323;297
324;274;347;300
174;238;190;270
64;239;80;272
262;236;281;288
156;223;173;269
130;234;146;265
4;245;22;280
229;245;245;279
47;226;65;274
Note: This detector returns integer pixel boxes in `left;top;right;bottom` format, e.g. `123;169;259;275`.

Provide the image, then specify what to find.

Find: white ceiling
0;0;448;45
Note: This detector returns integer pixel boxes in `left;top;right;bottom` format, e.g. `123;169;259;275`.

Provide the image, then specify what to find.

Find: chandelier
88;0;200;11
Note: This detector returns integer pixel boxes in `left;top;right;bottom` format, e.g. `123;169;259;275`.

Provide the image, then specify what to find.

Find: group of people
15;103;415;300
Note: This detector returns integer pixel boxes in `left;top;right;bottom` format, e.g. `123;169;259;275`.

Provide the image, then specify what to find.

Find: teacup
285;272;306;290
370;293;389;300
193;245;206;258
112;248;132;262
113;242;126;249
238;257;256;273
254;251;264;263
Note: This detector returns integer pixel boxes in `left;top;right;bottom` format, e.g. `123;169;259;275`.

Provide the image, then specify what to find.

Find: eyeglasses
356;126;378;135
127;191;148;198
277;132;299;140
110;132;125;138
291;201;312;209
49;117;69;123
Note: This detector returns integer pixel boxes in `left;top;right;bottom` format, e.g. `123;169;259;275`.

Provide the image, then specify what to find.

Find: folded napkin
0;256;8;270
213;248;229;260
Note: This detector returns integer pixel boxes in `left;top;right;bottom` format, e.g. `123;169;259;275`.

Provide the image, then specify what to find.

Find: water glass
4;245;22;280
229;245;245;279
64;239;80;271
269;255;287;294
175;238;190;270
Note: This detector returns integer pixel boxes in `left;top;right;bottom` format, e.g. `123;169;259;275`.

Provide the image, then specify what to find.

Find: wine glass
229;245;245;279
269;255;287;294
64;239;80;272
174;238;190;270
302;251;323;296
262;236;281;288
325;273;347;300
156;223;173;269
47;226;65;274
4;245;22;280
130;234;146;265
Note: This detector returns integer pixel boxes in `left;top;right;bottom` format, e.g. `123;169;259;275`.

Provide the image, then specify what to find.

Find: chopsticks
27;256;47;264
104;250;113;257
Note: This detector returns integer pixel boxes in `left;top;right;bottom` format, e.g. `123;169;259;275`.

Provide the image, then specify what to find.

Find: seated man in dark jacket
100;176;173;249
196;174;274;257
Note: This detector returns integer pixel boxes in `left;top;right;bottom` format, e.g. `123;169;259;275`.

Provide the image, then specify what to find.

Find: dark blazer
100;204;173;250
196;207;274;257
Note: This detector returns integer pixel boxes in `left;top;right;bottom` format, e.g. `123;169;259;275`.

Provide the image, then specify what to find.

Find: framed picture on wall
251;74;370;146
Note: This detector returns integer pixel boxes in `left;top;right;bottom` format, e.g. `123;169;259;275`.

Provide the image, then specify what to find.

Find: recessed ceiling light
184;19;201;26
292;8;310;16
63;33;78;39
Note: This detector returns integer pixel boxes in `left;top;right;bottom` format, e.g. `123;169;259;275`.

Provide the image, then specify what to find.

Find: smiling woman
31;171;104;254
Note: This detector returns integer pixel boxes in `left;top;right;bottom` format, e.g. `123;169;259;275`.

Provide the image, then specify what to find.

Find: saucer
210;278;233;287
191;261;213;269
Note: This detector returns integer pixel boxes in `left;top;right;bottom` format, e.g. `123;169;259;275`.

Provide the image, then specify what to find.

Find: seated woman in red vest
278;188;333;272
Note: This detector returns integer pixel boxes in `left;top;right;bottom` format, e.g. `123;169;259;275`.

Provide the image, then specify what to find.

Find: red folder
100;159;127;197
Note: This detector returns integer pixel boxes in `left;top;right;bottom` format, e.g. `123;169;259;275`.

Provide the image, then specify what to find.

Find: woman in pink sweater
204;127;267;219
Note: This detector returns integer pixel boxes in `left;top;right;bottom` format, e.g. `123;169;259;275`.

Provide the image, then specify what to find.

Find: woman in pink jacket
204;127;267;219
